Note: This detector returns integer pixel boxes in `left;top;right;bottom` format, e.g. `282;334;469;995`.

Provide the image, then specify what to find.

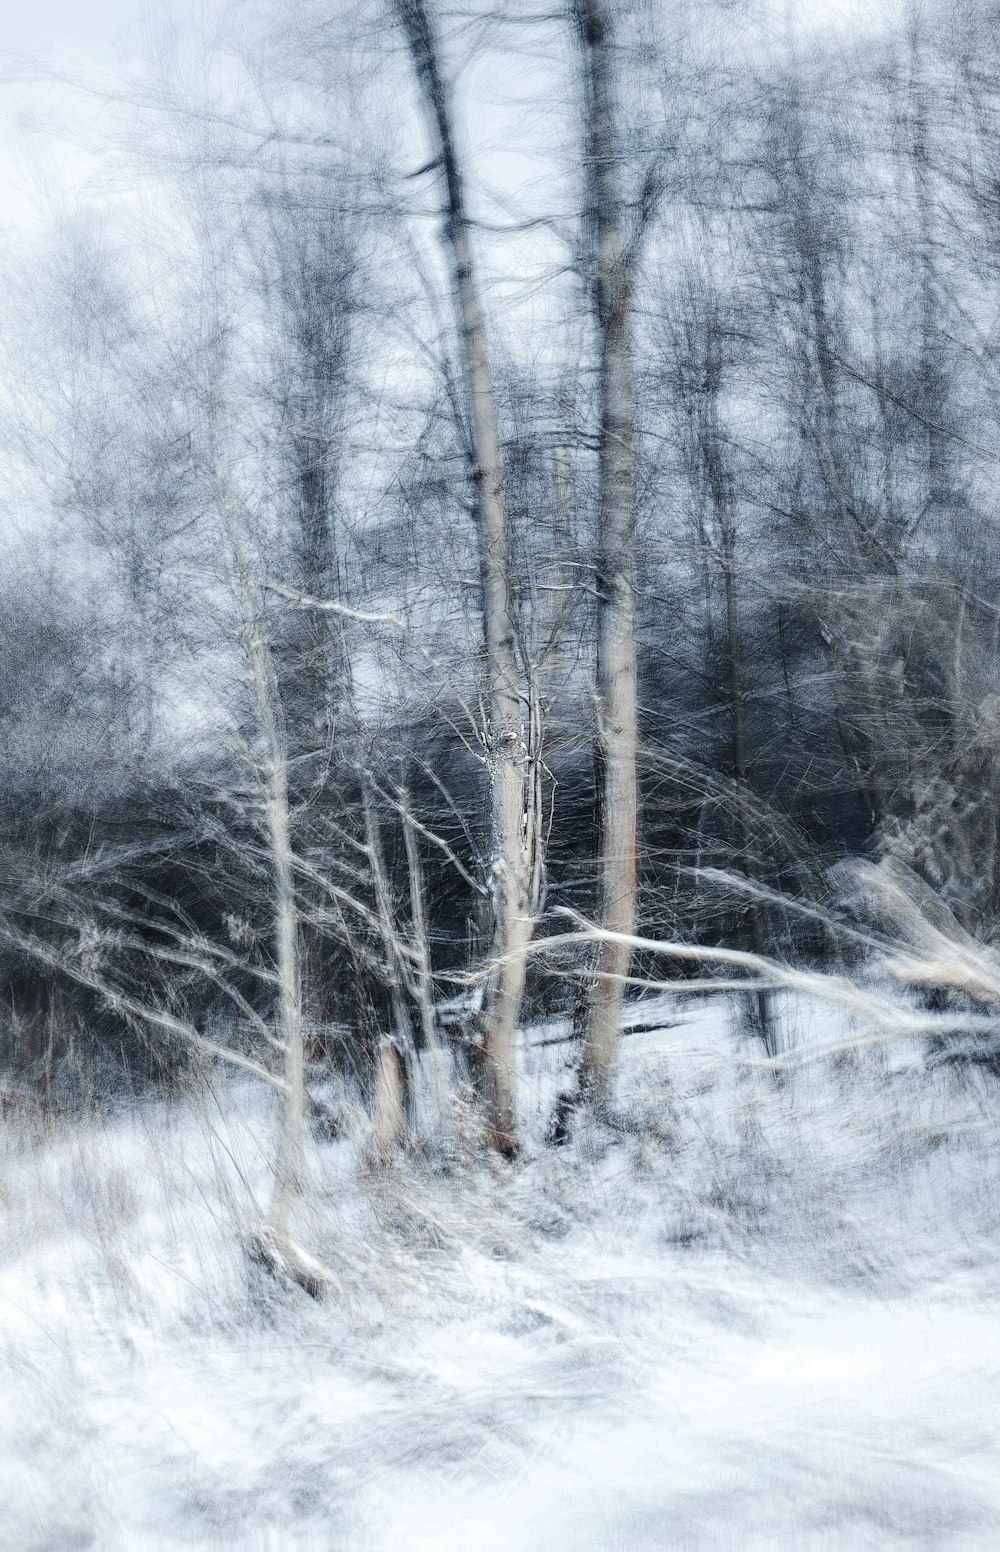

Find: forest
5;0;1000;1544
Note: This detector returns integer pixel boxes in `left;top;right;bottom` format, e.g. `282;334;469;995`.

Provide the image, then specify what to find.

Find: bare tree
394;0;532;1155
564;0;643;1116
207;395;334;1290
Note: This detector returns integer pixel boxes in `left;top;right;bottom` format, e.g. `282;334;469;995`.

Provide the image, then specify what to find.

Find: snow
4;994;1000;1548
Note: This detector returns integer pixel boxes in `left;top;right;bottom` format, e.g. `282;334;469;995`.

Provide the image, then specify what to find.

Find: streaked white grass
4;973;1000;1546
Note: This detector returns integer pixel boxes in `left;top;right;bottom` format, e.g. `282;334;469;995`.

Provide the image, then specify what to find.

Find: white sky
4;0;236;55
0;0;907;236
2;0;901;51
0;0;910;566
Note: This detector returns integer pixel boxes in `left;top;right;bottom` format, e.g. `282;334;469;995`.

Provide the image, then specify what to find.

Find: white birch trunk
396;0;531;1155
213;444;327;1292
574;0;639;1110
370;1038;409;1161
360;770;418;1152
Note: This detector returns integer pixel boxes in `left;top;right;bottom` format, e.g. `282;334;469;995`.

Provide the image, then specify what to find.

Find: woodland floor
3;995;1000;1549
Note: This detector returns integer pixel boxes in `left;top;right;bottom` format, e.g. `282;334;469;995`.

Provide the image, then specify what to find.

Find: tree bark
396;0;531;1156
212;441;327;1291
573;0;639;1111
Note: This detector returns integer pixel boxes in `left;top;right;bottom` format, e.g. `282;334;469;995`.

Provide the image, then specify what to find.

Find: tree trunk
360;769;416;1148
213;447;328;1293
370;1038;410;1160
573;0;639;1111
396;0;530;1156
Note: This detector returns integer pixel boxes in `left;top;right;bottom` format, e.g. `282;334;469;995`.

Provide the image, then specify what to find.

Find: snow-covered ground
4;994;1000;1549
